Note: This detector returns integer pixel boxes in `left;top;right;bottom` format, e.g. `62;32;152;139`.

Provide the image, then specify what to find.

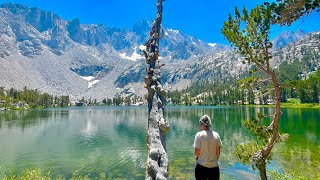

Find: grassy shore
242;103;320;109
280;103;320;109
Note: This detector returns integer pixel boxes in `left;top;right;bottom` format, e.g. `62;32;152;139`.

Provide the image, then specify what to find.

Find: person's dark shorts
195;164;220;180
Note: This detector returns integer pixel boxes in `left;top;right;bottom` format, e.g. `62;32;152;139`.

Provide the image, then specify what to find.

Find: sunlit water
0;106;319;179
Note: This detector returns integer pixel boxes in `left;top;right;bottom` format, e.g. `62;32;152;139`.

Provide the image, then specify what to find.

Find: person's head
199;115;212;130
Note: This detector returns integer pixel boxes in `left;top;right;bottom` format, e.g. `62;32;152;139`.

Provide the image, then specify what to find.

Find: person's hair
199;115;212;128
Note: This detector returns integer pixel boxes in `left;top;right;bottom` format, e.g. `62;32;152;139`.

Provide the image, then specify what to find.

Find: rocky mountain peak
1;3;62;32
0;3;319;101
0;3;29;15
272;29;306;49
132;20;150;41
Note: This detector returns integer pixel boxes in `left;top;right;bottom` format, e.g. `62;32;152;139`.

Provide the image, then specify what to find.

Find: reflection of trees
113;107;148;143
1;106;318;178
280;108;320;138
272;108;320;178
273;143;320;178
165;107;260;177
0;110;53;130
103;107;148;179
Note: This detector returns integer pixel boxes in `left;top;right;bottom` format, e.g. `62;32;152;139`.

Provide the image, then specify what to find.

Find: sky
0;0;319;44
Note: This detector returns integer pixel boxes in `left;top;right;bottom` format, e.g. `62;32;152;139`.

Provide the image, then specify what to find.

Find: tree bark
252;69;281;180
258;161;267;180
145;1;170;180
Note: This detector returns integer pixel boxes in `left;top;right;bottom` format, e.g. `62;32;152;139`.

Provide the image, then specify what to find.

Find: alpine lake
0;106;319;179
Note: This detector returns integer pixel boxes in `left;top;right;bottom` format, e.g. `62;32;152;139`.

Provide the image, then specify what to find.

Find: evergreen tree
222;4;285;179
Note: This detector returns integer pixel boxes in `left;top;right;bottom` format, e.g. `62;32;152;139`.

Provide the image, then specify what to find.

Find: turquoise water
0;106;319;179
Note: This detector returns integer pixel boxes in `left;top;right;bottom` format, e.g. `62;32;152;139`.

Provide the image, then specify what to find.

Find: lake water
0;106;319;179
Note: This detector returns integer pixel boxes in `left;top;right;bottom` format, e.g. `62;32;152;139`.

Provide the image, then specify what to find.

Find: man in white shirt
193;115;222;180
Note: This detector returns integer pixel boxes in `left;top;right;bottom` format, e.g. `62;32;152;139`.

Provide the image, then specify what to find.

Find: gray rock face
272;29;306;49
18;39;43;57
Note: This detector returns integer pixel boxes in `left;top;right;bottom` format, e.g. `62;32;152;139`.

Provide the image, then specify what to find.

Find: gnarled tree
143;0;170;179
222;4;287;180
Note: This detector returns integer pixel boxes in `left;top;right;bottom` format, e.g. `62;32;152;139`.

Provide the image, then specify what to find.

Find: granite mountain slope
0;3;318;100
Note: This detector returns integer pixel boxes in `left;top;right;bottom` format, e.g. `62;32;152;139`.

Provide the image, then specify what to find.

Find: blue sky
0;0;319;44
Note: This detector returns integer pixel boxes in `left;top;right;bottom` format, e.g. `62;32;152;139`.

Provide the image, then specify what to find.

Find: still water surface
0;106;319;179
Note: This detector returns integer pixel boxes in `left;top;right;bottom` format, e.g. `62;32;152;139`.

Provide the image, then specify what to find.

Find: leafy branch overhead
270;0;320;25
222;5;273;69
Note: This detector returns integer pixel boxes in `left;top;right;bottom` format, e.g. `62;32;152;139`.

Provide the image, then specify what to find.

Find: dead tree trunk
144;0;170;180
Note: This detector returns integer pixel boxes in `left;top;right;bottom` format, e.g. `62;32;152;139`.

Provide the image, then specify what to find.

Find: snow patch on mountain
80;76;100;88
88;80;100;88
168;29;179;34
119;52;143;61
81;76;95;81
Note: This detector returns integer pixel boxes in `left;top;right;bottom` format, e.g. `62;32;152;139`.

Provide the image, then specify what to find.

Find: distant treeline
0;86;70;109
100;96;144;106
1;69;318;108
167;69;320;105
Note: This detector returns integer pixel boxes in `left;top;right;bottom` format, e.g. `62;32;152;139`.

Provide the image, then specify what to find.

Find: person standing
193;115;222;180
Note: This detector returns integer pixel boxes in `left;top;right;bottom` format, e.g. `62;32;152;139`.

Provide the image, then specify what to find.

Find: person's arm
216;145;220;160
216;133;222;159
194;147;200;159
193;133;200;159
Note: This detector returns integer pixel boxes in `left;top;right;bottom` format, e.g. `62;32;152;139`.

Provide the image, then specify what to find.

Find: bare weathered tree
143;0;170;180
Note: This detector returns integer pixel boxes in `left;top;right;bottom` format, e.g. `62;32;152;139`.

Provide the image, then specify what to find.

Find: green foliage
112;97;122;106
222;4;286;179
0;87;70;109
280;69;320;103
272;0;320;26
71;170;90;180
98;173;106;180
286;98;301;104
268;168;320;180
277;59;301;83
168;90;182;105
243;116;273;143
222;5;273;65
3;170;17;180
20;169;52;180
2;169;58;180
106;99;112;106
244;114;289;142
2;169;107;180
235;142;262;165
238;77;259;89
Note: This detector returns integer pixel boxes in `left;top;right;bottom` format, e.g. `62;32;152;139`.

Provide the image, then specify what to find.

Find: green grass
240;103;320;109
281;103;320;109
268;168;320;180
